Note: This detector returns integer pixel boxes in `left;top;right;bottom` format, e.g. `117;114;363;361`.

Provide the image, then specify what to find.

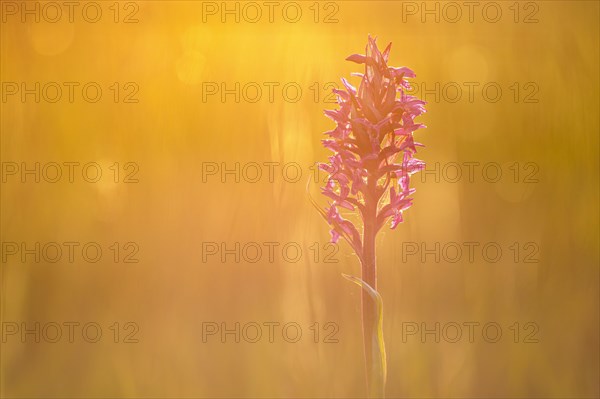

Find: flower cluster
320;36;426;251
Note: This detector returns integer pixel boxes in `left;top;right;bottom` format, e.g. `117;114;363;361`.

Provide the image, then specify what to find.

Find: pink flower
320;35;426;252
312;36;427;396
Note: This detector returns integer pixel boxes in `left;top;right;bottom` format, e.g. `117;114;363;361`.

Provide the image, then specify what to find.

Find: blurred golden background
1;1;598;397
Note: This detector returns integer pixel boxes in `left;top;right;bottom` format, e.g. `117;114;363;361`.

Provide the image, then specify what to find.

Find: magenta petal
332;89;350;101
324;109;343;122
391;186;398;199
330;229;340;243
390;66;416;78
390;212;403;229
337;200;354;211
382;43;392;62
341;78;357;95
346;54;367;64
